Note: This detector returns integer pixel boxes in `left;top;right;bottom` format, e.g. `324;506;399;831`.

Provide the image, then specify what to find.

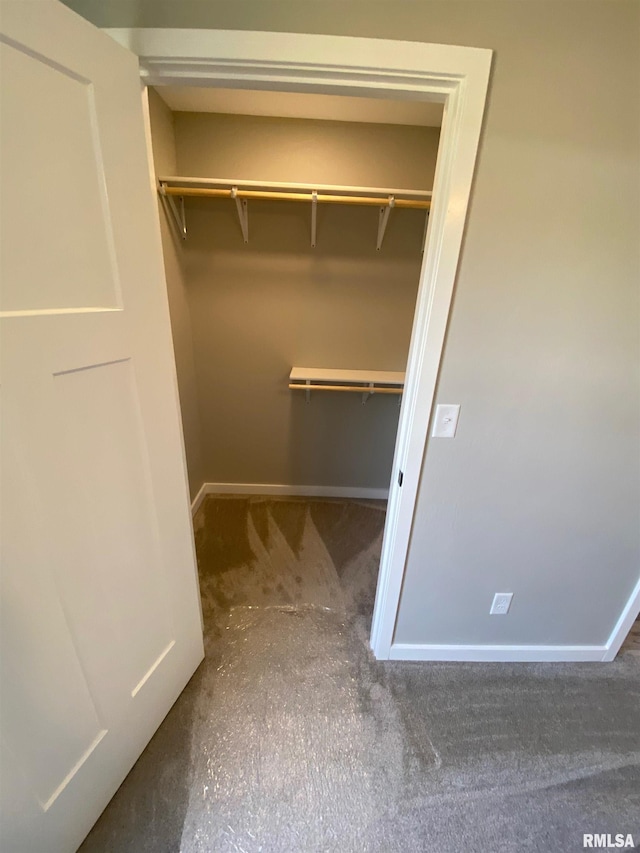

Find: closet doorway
131;28;492;661
147;86;441;655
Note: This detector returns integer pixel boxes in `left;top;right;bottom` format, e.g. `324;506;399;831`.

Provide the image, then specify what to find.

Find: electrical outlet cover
490;592;513;615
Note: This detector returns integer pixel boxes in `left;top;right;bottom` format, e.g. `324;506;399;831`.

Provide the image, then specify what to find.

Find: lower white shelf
289;366;405;402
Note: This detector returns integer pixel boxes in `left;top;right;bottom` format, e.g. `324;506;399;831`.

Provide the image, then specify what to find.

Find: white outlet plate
431;404;461;438
490;592;513;615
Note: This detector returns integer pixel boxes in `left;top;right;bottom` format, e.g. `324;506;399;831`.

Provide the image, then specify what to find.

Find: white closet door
0;3;204;851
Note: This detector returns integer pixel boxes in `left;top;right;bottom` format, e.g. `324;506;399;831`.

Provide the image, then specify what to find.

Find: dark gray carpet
80;496;640;853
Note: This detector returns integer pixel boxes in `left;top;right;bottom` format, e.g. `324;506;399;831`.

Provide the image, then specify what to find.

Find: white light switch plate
431;404;461;438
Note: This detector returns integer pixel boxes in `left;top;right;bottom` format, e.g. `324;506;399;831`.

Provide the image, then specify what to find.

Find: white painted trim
190;482;209;516
390;643;609;663
602;575;640;661
106;28;492;661
389;578;640;662
191;482;389;515
103;29;491;90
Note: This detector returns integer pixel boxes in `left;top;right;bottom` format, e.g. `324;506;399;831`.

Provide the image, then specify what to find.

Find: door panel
0;3;204;851
0;38;119;312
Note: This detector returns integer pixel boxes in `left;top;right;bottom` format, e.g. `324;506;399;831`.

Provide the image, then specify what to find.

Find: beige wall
174;112;439;190
68;1;640;650
173;112;437;487
147;88;204;500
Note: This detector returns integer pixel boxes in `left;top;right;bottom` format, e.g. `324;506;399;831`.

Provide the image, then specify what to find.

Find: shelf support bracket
377;196;395;251
231;187;249;243
311;190;317;248
362;382;375;405
306;379;311;404
160;184;186;240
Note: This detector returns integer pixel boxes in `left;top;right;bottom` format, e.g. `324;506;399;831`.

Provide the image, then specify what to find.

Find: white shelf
290;367;405;386
158;176;432;201
158;177;430;249
289;367;405;403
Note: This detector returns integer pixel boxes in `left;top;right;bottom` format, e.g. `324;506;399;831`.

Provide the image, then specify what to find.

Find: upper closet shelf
158;176;431;251
290;366;405;404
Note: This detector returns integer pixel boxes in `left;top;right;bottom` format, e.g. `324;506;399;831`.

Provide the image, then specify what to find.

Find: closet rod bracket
362;382;375;405
377;196;395;251
231;187;249;244
305;379;311;404
160;183;186;240
311;190;317;248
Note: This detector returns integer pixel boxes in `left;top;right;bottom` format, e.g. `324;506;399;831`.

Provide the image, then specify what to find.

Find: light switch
431;404;460;438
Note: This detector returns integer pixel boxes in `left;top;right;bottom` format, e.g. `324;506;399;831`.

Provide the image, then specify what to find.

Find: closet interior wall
148;88;205;501
149;90;440;493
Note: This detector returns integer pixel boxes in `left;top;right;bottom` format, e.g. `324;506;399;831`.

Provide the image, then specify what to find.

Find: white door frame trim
105;28;492;661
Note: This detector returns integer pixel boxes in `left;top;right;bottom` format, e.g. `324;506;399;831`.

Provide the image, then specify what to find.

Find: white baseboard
191;482;389;515
190;483;209;516
602;575;640;661
389;643;609;663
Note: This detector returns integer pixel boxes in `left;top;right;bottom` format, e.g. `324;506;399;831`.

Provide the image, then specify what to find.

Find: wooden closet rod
162;185;430;210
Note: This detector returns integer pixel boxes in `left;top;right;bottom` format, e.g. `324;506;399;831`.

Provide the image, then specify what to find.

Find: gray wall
69;0;640;651
147;89;204;500
173;112;438;488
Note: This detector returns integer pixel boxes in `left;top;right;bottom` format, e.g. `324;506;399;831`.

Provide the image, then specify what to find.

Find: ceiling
156;86;444;128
